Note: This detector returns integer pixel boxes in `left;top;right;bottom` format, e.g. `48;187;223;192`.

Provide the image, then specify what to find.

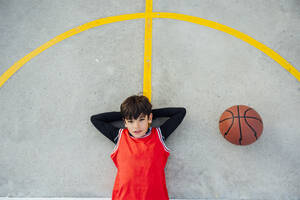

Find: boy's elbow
181;107;186;115
181;108;187;119
90;115;95;123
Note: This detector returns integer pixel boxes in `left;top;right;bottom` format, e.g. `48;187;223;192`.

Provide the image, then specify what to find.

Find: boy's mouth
134;130;142;133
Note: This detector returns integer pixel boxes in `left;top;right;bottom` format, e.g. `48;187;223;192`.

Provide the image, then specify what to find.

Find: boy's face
124;113;153;138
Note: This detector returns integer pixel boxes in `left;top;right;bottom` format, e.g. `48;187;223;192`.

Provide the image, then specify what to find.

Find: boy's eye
127;118;144;123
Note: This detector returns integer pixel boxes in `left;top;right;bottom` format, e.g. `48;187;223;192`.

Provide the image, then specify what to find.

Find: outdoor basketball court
0;0;299;199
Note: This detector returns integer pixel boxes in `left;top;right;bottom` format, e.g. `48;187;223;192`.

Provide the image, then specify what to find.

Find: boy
90;94;186;199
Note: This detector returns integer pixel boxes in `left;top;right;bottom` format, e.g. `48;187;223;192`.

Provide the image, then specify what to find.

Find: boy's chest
120;139;161;158
116;139;166;169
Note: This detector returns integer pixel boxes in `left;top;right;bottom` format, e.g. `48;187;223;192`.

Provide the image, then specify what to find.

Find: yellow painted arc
0;13;145;88
1;11;299;90
152;12;300;82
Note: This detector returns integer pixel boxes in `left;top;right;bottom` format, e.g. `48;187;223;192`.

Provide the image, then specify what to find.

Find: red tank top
110;127;170;200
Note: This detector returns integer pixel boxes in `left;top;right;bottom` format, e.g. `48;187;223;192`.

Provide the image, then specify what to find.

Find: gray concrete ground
1;0;300;199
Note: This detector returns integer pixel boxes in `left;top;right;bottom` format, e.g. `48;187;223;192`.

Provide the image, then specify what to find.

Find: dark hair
120;93;152;120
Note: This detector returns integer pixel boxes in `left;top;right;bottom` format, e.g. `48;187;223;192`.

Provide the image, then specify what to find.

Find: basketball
219;105;263;145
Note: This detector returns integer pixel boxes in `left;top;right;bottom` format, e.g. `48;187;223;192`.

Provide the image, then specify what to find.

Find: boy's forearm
91;111;123;123
152;107;186;119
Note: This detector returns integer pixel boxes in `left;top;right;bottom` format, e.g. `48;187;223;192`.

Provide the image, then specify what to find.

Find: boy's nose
133;122;140;129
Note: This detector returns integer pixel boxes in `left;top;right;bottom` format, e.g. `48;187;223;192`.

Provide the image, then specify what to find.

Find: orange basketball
219;105;263;145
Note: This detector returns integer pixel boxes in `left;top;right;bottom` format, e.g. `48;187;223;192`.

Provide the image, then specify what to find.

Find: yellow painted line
152;12;300;82
1;11;299;90
0;13;145;88
143;0;153;102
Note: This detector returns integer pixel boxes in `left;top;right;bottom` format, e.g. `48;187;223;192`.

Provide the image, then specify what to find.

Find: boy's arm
90;111;123;144
152;107;186;141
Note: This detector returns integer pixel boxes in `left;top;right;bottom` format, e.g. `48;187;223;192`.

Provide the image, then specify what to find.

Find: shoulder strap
156;127;171;153
111;129;123;155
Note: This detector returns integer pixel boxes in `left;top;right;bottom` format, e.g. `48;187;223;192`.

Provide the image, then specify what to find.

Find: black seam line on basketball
219;117;233;123
244;108;258;139
237;105;242;145
244;117;258;140
242;116;263;123
219;116;262;123
245;110;263;124
224;110;234;137
223;110;234;122
244;108;252;113
244;108;263;123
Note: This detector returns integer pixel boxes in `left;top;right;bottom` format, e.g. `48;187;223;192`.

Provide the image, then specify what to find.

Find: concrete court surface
0;0;300;199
